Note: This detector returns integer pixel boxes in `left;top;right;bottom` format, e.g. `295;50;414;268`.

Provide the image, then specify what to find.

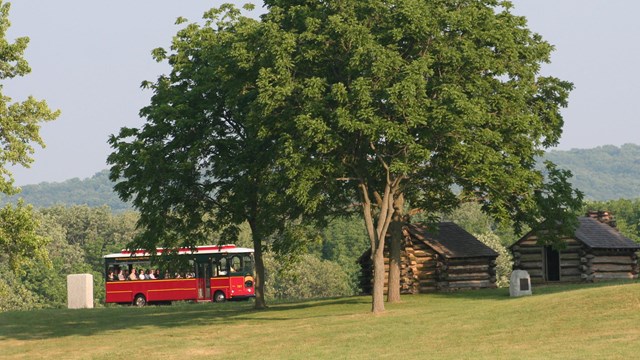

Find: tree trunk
360;183;384;314
360;180;397;314
252;234;267;309
249;220;267;309
386;221;402;303
371;241;386;313
387;194;404;303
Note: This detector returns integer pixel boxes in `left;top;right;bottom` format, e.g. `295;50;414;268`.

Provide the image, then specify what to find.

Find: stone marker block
67;274;94;309
509;270;532;297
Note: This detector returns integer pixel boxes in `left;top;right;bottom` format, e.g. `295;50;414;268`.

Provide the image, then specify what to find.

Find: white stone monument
67;274;94;309
509;270;532;297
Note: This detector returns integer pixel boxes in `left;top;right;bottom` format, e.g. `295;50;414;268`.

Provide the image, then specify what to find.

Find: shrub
475;232;513;288
264;253;353;301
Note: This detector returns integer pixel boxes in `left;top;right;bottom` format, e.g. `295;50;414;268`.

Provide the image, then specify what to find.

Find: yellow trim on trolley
106;290;133;294
148;288;196;293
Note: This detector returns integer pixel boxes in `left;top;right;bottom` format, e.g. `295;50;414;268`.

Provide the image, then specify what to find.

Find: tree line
0;205;371;312
11;197;639;312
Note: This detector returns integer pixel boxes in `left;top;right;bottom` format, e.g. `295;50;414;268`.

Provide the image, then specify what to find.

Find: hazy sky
5;1;640;186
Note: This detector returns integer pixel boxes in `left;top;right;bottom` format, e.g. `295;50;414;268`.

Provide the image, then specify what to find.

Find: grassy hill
2;282;640;359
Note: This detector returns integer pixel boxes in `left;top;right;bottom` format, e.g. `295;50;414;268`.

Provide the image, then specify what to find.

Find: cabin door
196;262;212;300
544;246;560;281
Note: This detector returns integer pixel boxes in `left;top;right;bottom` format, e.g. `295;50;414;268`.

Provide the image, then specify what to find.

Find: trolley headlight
244;275;254;288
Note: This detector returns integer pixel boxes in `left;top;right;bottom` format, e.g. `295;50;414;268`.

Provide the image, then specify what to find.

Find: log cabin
358;222;499;294
510;211;640;284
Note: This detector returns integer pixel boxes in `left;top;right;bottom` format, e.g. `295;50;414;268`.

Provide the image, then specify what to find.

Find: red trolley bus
103;244;255;306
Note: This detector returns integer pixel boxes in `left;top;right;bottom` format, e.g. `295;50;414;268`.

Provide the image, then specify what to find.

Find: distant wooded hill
0;170;131;212
2;143;639;209
544;143;640;201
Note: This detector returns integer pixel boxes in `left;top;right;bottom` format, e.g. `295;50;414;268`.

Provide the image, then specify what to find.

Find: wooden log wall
512;236;545;283
512;235;640;283
405;238;438;293
437;257;497;291
512;236;584;283
359;236;498;294
580;249;639;282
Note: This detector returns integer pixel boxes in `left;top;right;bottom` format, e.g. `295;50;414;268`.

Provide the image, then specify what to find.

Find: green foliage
0;1;59;194
439;202;494;235
475;232;513;288
0;205;138;311
258;0;581;226
0;201;48;271
0;266;43;312
107;4;351;308
255;0;583;310
37;205;138;271
439;201;518;246
263;252;353;300
311;216;369;293
107;4;306;252
0;0;59;274
584;198;640;242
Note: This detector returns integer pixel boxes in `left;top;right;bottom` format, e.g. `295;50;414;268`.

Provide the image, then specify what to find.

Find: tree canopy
0;1;59;271
110;0;583;313
255;0;583;312
107;4;344;308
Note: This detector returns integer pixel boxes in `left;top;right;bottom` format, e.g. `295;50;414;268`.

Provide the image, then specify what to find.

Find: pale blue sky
5;1;640;186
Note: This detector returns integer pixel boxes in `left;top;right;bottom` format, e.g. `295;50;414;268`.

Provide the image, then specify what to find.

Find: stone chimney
586;210;617;228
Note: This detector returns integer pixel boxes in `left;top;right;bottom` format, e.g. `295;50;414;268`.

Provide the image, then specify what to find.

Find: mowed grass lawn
2;281;640;359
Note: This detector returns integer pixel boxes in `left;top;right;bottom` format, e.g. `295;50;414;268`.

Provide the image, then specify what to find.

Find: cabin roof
511;216;640;250
407;222;499;259
575;217;640;250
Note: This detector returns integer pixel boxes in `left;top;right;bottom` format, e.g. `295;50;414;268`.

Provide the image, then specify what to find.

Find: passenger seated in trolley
129;268;142;280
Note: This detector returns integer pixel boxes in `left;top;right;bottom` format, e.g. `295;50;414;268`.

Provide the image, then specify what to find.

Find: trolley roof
103;244;254;259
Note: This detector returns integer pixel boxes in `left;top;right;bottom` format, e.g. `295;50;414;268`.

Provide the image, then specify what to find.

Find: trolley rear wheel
214;291;226;303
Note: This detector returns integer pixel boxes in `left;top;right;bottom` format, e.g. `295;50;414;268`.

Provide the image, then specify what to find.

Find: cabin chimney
586;210;617;228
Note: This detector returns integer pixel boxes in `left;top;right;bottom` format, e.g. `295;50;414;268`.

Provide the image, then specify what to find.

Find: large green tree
255;0;583;313
108;5;344;309
0;1;59;271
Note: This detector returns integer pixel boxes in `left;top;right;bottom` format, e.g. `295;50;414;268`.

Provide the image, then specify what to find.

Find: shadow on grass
0;301;253;341
2;281;638;341
0;296;371;341
264;296;370;312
